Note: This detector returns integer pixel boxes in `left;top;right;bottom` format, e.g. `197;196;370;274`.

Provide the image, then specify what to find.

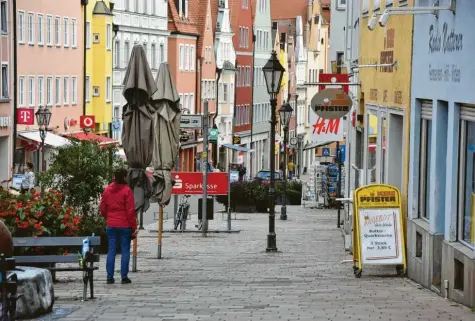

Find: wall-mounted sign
319;73;349;94
111;121;121;132
322;148;330;157
290;137;298;146
80;115;95;129
17;108;34;125
64;117;78;130
233;135;241;144
180;115;202;129
310;88;353;120
209;128;219;142
0;116;11;128
171;172;228;195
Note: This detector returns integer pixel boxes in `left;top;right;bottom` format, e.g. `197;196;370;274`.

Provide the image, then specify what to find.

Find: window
124;41;130;65
46;77;52;106
86;21;90;48
72;77;77;105
223;83;228;102
190;93;194;113
85;76;90;103
125;0;130;11
46;15;53;45
160;43;164;63
55;16;60;45
458;109;475;247
135;0;139;12
106;76;111;102
63;77;68;105
72;19;77;47
28;77;34;106
38;76;44;106
184;45;189;71
143;0;148;14
337;0;347;9
27;13;34;45
152;0;156;14
106;23;111;50
151;43;156;68
18;11;25;43
55;77;60;106
190;46;195;71
63;17;69;47
0;1;6;33
385;0;394;6
114;40;120;68
19;77;25;106
37;14;46;45
179;45;184;70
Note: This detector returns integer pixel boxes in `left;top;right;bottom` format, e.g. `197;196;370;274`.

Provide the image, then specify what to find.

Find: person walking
287;160;295;180
99;167;137;285
20;162;35;194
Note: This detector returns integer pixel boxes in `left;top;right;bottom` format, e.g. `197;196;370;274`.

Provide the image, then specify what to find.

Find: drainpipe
82;1;87;117
249;27;256;178
212;67;222;167
194;34;200;171
12;0;18;171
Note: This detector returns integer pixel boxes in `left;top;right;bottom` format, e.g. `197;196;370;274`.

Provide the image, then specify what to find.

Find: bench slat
13;236;101;247
15;255;81;264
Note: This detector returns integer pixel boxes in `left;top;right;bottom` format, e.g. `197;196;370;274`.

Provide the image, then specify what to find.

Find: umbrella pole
132;209;140;272
157;206;163;259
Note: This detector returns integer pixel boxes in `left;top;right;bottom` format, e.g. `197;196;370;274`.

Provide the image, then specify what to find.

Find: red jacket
99;182;137;231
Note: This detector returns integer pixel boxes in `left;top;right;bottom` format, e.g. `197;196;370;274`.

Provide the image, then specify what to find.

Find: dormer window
175;0;188;18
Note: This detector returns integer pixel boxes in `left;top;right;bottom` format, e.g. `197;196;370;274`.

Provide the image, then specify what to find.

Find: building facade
251;0;272;172
111;0;169;142
232;0;253;173
328;0;346;71
85;0;113;135
16;0;84;171
407;0;475;308
0;0;13;182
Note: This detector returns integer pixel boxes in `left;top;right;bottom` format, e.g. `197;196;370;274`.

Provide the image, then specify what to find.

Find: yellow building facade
86;0;113;134
359;0;414;213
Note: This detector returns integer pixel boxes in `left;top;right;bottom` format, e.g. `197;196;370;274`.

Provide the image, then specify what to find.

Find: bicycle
174;195;190;231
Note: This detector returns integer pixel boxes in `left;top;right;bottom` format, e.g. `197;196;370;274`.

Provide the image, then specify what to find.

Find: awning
63;132;118;145
222;144;250;152
19;131;71;148
303;141;335;151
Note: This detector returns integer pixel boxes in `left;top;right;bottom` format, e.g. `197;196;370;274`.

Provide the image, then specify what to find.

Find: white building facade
111;0;169;142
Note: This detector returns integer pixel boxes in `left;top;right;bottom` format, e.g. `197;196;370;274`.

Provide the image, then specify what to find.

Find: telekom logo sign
17;108;34;125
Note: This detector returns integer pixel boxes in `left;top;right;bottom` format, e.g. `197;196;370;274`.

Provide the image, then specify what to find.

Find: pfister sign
172;172;228;195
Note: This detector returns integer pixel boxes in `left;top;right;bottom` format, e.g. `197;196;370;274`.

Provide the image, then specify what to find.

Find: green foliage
38;140;123;217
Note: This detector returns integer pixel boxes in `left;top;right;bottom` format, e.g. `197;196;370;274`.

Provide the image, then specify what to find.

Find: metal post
267;98;278;252
227;163;231;232
132;213;138;271
157;206;163;258
336;141;342;229
202;100;209;235
280;125;288;220
173;153;179;228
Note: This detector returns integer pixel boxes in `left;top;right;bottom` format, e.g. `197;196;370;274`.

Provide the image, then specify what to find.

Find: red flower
16;203;23;209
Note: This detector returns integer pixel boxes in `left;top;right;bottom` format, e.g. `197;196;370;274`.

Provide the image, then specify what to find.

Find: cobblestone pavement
36;206;474;321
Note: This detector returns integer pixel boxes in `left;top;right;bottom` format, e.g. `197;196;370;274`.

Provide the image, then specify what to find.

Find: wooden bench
0;254;19;320
12;236;100;301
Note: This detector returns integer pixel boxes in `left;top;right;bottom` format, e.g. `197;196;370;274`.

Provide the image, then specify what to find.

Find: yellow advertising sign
352;184;406;278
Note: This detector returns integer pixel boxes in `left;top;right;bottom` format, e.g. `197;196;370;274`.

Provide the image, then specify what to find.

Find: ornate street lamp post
35;107;52;172
279;102;293;221
262;50;285;252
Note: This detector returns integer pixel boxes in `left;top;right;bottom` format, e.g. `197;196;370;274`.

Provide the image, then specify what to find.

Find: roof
63;132;117;145
210;0;219;35
92;1;113;15
190;0;210;52
19;131;71;148
251;0;257;20
270;0;307;21
168;1;200;35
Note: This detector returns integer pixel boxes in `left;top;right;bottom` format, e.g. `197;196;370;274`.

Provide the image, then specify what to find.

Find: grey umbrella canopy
122;45;158;213
150;63;181;206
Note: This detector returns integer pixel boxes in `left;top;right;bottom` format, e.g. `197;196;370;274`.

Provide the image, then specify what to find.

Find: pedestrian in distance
99;167;137;285
20;162;35;194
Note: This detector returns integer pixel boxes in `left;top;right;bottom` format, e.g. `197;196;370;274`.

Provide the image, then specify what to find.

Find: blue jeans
106;227;132;280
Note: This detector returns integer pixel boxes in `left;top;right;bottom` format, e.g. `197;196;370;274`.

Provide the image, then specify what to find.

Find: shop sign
308;111;344;142
310;88;352;120
208;128;219;142
180;115;202;129
171;172;228;195
12;174;23;190
64;117;78;130
17;108;34;125
352;184;407;278
111;121;121;132
80;115;95;129
233;135;241;144
318;73;349;94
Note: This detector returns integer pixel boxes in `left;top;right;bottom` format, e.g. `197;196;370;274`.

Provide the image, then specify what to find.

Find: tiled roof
230;0;239;35
93;1;113;15
168;1;200;35
251;0;257;20
210;0;219;35
190;0;210;52
270;0;307;21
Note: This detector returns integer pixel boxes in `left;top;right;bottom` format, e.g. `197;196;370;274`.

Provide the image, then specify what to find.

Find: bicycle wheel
174;210;181;230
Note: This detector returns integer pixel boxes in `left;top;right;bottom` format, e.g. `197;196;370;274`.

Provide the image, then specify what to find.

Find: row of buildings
0;0;334;183
334;0;475;309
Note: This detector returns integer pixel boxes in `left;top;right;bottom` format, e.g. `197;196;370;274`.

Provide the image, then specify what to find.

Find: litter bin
198;197;214;220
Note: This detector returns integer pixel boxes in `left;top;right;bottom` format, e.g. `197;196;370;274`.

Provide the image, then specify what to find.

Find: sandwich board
352;184;407;278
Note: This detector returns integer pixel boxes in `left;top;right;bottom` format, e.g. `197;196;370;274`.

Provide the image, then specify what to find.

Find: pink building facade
0;0;13;182
16;0;84;171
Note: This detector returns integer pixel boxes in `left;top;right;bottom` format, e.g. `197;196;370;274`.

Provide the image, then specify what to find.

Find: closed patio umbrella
121;45;158;214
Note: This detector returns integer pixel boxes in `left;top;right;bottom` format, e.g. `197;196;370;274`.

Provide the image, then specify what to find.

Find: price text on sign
172;172;228;195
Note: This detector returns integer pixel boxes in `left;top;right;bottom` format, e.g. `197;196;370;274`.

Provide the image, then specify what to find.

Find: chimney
305;0;312;45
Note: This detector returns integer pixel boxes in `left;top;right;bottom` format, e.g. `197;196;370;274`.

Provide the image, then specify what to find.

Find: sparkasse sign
310;88;353;120
172;172;228;195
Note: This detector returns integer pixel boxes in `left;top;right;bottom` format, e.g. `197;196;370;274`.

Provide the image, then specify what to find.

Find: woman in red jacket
100;167;137;284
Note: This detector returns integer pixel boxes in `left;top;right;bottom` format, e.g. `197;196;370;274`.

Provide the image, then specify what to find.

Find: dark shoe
121;278;131;284
107;279;115;284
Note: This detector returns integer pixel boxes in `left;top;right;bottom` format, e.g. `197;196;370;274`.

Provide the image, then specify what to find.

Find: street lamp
279;102;293;221
35;107;52;172
262;50;285;252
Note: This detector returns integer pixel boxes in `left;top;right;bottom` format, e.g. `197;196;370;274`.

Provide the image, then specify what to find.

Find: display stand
352;184;407;278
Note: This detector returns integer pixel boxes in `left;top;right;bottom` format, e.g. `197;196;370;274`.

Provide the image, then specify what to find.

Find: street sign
310;88;353;120
229;171;239;183
319;73;350;93
111;121;121;132
233;135;241;144
322;148;330;157
80;115;95;129
209;128;219;142
17;108;34;125
171;172;228;195
290;137;298;146
180;115;202;129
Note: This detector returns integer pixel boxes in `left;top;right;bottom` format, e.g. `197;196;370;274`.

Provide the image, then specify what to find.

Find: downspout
249;28;256;178
231;57;237;161
83;1;87;116
195;34;201;171
212;67;222;167
12;0;17;170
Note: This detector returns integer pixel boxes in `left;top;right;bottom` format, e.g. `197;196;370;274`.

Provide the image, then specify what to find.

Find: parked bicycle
174;195;190;231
